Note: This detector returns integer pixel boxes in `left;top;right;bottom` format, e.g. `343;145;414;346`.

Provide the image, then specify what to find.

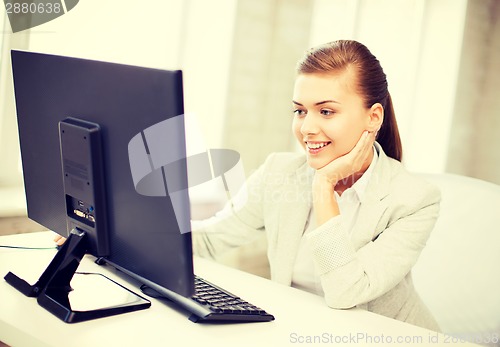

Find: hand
314;130;376;188
311;131;375;225
53;233;66;246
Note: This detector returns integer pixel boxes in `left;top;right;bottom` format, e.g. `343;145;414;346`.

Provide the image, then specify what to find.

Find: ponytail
378;93;402;161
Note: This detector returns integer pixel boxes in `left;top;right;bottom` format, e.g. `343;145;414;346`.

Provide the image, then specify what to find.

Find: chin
305;156;328;170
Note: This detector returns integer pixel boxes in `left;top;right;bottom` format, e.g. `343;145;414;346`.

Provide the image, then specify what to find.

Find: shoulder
381;155;441;208
389;163;441;207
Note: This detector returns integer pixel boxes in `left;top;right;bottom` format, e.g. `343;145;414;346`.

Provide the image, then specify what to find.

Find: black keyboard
140;275;275;323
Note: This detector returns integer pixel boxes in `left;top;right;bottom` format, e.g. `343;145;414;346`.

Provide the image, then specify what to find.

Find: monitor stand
4;117;150;322
4;228;151;323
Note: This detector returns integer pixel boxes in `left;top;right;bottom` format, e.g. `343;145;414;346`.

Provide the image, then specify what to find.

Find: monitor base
4;228;151;323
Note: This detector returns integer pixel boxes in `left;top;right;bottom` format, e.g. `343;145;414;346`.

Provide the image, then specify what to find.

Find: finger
364;131;376;153
347;131;368;159
353;131;371;159
53;233;67;246
359;130;369;147
360;131;376;160
351;131;374;170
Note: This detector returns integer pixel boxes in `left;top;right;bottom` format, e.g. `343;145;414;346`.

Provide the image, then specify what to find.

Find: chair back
413;173;500;338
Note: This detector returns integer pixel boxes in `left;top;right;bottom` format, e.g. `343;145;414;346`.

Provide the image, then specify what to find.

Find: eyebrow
292;100;340;106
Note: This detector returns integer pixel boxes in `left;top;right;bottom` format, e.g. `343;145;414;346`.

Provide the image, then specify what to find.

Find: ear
366;103;384;132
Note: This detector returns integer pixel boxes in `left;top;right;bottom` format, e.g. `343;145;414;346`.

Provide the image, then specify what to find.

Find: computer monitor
6;50;195;322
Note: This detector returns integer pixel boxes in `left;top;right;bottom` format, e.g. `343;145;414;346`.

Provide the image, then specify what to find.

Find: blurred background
0;0;499;238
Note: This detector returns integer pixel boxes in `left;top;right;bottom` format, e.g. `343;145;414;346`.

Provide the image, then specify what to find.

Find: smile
305;141;331;154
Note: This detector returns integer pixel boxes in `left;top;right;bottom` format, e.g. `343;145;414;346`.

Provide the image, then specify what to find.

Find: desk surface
0;232;477;347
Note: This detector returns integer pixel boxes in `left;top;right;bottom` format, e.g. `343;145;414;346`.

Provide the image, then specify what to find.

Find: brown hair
296;40;402;161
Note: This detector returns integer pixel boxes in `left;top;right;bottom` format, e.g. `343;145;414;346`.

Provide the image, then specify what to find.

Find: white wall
406;0;467;173
175;0;237;149
0;0;237;189
221;0;314;174
447;0;500;185
0;15;29;188
27;0;185;68
27;0;236;149
0;0;238;219
308;0;468;173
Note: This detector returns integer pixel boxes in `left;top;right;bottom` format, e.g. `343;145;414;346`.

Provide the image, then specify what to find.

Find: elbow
324;292;358;310
322;278;373;309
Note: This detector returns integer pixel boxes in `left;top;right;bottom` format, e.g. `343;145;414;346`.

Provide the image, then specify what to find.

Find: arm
307;179;440;309
191;154;276;259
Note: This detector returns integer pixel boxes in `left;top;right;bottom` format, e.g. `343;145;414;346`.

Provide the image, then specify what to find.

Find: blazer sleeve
191;154;277;259
306;176;441;309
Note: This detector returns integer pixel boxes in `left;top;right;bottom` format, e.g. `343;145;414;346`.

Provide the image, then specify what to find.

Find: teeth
307;142;329;149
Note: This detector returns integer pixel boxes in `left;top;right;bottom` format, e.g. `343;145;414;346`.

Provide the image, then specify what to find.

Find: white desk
0;232;477;347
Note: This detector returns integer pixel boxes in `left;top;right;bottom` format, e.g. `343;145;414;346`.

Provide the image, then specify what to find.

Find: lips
305;141;331;154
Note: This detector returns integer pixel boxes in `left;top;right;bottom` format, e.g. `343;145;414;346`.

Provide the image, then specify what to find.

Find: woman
192;40;441;331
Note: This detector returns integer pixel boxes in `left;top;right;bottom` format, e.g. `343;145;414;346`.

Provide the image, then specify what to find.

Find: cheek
292;118;304;145
326;121;362;153
322;121;347;144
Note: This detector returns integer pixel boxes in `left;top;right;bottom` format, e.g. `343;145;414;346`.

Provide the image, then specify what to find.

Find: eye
293;109;306;117
320;109;335;117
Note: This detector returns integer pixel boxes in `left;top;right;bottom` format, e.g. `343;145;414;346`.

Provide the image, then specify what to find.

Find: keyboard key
190;276;274;322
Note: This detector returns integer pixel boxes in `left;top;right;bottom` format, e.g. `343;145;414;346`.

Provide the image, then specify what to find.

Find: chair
412;173;500;342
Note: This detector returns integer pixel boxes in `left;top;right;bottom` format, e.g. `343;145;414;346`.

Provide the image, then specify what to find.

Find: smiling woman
292;72;377;173
192;39;442;332
294;40;402;164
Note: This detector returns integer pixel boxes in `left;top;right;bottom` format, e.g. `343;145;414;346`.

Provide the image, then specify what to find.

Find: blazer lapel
351;143;392;248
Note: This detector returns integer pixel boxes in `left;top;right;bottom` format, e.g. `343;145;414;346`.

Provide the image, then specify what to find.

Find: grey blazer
192;143;441;331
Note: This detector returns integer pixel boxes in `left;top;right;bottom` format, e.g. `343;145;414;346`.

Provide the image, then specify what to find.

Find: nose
300;114;319;136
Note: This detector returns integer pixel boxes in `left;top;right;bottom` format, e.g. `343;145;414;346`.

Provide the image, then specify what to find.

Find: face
292;71;374;170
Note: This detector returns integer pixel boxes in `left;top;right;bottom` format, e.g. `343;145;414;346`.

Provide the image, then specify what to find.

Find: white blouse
291;146;378;296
